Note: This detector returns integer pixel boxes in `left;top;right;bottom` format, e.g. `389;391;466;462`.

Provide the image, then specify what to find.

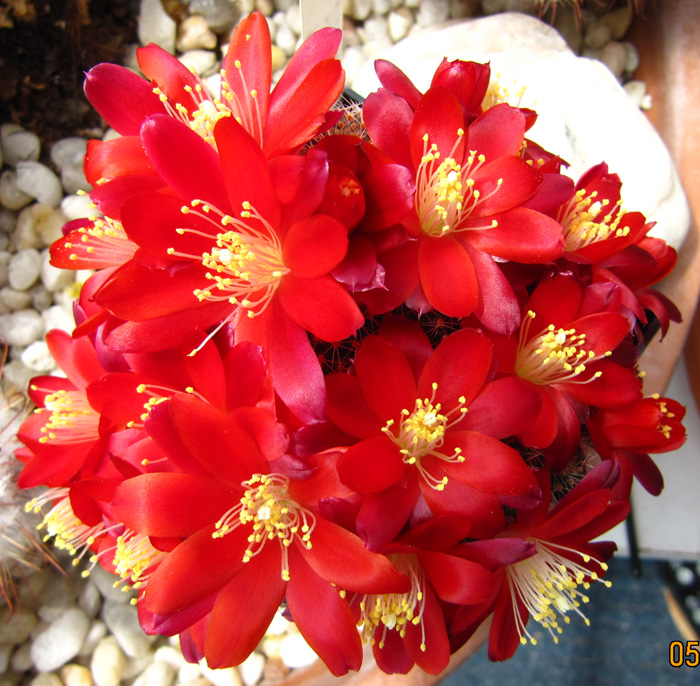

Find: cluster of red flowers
17;12;686;676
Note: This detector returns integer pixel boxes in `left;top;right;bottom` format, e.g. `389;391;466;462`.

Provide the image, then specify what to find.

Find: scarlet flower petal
222;12;272;144
282;215;348;278
141;114;230;212
325;373;385;440
417;328;492;408
204;543;286;668
277;274;364;342
467;103;526;160
45;329;104;389
418;236;478;317
84;64;166;136
144;524;249;615
303;517;410;595
286;543;363;676
337;436;405;494
112;473;236;538
419;551;494;605
363;88;414;170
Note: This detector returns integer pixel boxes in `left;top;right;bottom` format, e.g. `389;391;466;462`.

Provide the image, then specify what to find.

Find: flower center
113;531;165;602
515;311;610;386
506;540;611;646
168;199;289;319
152;67;233;149
32;388;100;445
63;215;137;267
356;553;427;651
558;189;628;252
29;490;107;572
415;131;501;237
382;382;467;490
212;474;315;581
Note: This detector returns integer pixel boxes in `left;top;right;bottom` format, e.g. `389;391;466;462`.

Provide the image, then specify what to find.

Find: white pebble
0;287;32;311
600;40;627;80
0;250;9;287
239;652;265;686
278;633;318;669
10;642;33;672
41;304;76;335
31;284;53;311
153;645;187;670
416;0;449;27
358;16;389;44
122;653;156;681
584;20;612;50
0;643;11;673
79;580;103;619
30;607;90;672
138;0;177;54
188;0;239;32
91;636;127;686
177;15;218;52
15;161;64;208
79;620;108;658
62;165;91;195
177;661;202;684
132;660;176;686
1;124;41;167
623;41;640;74
388;8;414;42
0;207;16;234
20;340;54;372
59;664;94;686
32;204;68;246
0;169;34;211
0;358;33;392
372;0;393;15
61;194;100;221
8;248;42;290
624;79;648;109
87;568;128;605
103;601;154;658
29;674;63;686
275;21;297;57
51;137;88;171
178;50;217;76
199;659;243;686
285;3;301;35
352;0;372;21
1;309;44;346
41;251;74;293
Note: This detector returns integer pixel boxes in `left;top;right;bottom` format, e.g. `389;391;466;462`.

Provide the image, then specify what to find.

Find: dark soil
0;0;140;145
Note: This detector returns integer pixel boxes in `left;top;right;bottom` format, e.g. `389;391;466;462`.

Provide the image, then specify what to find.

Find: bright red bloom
452;462;629;661
112;393;409;675
353;515;494;675
361;79;564;329
587;395;686;497
492;275;643;469
327;321;541;549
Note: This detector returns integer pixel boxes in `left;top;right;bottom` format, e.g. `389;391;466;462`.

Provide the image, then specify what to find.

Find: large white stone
352;13;691;251
102;601;155;658
138;0;177;54
15;161;64;208
8;248;42;290
30;607;91;672
0;123;41;167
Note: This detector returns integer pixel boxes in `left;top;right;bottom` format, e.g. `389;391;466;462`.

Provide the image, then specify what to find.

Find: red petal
84;64;165;135
364;88;414;170
303;517;410;594
277;274;364;342
419;551;494;604
417;328;492;408
204;543;285;668
418;236;478;317
355;335;417;422
45;329;103;388
286;543;362;676
337;436;405;493
222;12;271;144
467;103;525;159
325;373;384;439
141;115;230;212
144;524;249;614
113;473;235;537
283;215;348;278
410;87;465;172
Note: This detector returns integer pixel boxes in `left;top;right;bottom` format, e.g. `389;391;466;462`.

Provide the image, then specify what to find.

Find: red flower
361;80;564;328
112;393;409;675
353;515;494;675
498;275;642;469
587;395;686;497
327;321;541;549
453;462;629;661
